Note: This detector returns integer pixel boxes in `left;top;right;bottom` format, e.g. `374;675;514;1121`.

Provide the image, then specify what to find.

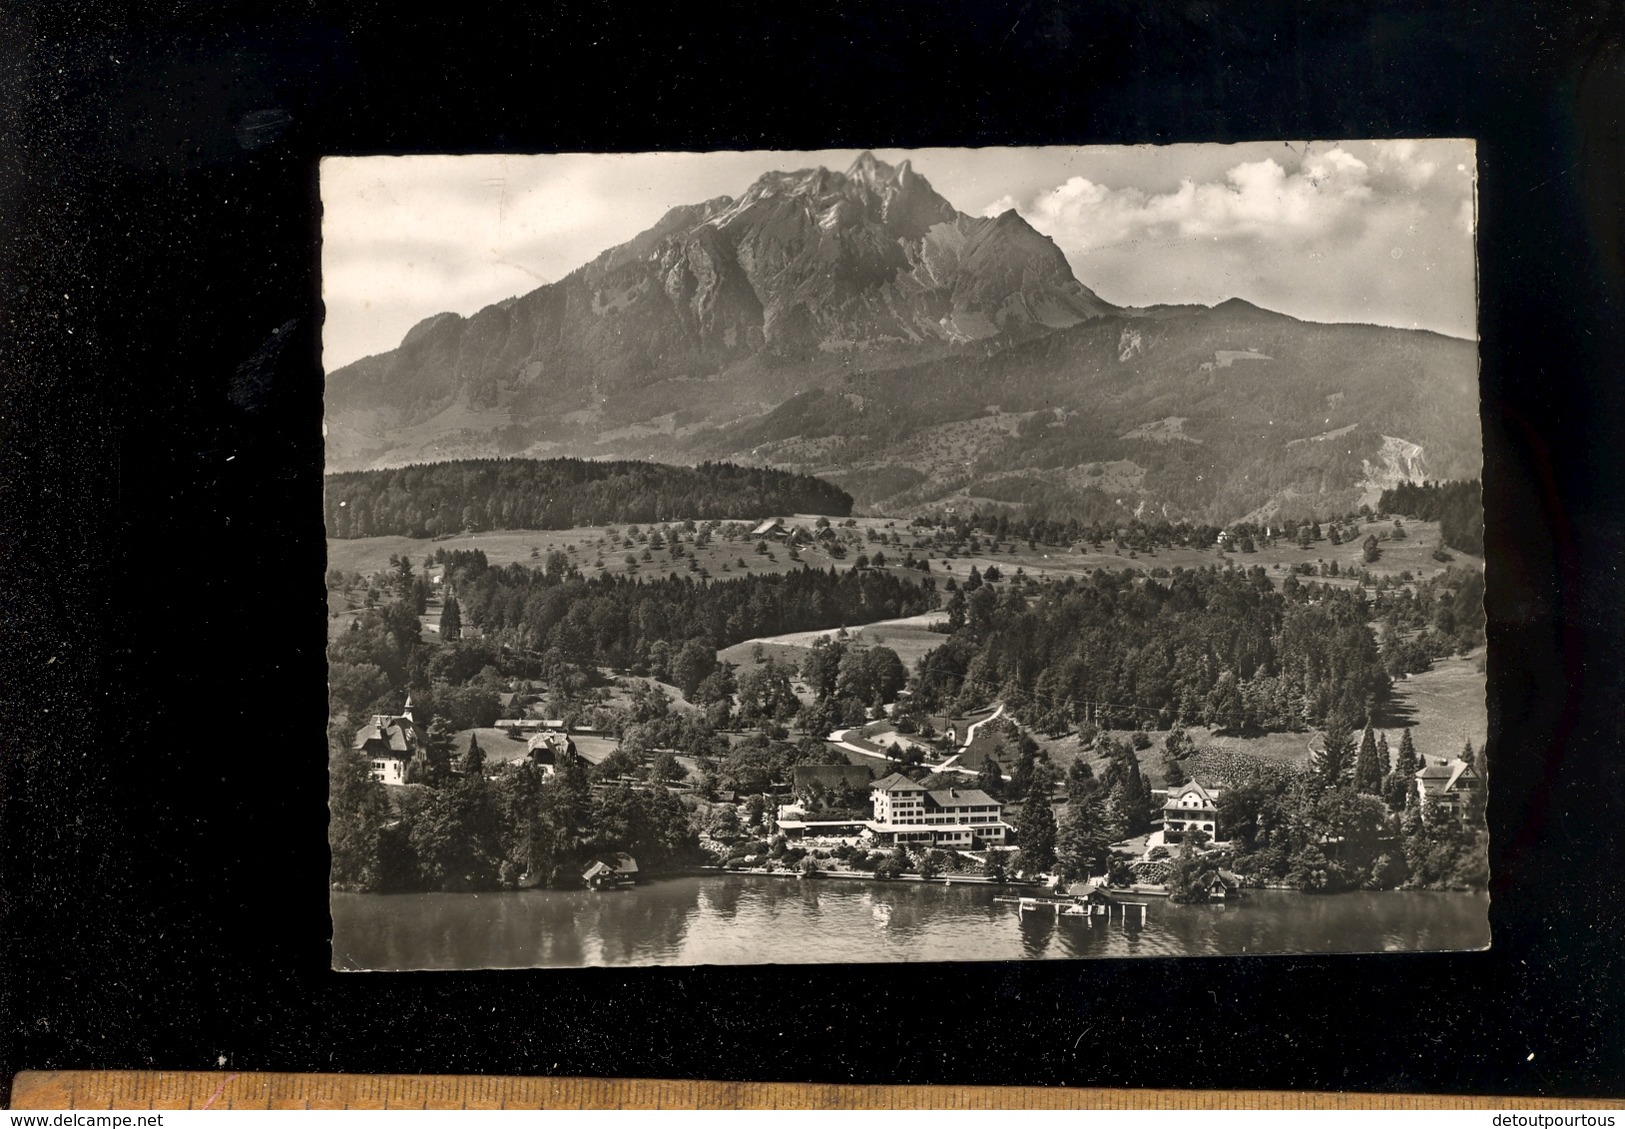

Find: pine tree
1378;732;1407;808
1015;765;1058;875
458;731;485;776
1384;727;1421;811
1354;723;1383;794
1317;721;1354;787
1396;728;1419;777
440;596;462;641
977;757;1004;798
1056;791;1109;880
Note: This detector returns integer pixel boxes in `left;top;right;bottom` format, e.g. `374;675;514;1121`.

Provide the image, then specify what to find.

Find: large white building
866;772;1008;848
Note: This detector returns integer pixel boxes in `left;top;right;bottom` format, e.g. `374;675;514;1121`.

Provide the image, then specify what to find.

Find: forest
454;558;935;674
328;552;936;726
1378;479;1484;555
330;731;702;893
907;565;1393;735
324;457;852;539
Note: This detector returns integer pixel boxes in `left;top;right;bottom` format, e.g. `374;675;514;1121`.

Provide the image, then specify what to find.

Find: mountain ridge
325;154;1480;524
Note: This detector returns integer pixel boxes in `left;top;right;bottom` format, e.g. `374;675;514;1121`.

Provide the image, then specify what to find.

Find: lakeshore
331;877;1489;969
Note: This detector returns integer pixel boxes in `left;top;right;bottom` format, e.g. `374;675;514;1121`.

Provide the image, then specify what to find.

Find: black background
3;0;1623;1102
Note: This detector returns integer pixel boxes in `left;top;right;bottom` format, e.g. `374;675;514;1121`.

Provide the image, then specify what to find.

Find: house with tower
353;695;423;786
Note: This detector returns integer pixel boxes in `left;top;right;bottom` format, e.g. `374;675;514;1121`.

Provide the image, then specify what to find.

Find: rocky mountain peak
326;155;1121;464
846;149;898;186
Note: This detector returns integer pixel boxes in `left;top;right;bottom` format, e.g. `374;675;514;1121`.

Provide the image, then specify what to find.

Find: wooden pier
998;894;1149;926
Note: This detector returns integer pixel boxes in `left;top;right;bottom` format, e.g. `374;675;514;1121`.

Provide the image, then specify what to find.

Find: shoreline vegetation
328;475;1488;911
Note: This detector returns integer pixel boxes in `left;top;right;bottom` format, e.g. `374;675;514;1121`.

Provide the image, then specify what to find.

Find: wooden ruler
11;1073;1625;1110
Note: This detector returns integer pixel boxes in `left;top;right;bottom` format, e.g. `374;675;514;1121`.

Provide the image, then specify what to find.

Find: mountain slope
325;152;1112;466
710;299;1479;522
324;155;1479;525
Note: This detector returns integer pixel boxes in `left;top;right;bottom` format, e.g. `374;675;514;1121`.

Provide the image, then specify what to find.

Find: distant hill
325;154;1479;525
324;458;852;539
720;299;1480;523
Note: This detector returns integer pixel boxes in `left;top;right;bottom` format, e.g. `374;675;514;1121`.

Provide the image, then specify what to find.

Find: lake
330;876;1489;969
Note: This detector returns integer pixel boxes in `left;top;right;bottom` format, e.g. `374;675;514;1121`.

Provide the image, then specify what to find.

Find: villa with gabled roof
1415;757;1480;822
1160;779;1222;839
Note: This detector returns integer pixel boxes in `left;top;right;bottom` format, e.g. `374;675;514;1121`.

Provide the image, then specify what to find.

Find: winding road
958;703;1006;749
826;701;1008;770
826;728;896;764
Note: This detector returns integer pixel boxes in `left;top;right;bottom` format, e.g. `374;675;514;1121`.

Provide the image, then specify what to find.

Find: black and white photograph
323;143;1487;970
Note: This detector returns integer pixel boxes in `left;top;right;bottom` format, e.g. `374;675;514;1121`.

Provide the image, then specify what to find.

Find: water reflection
698;880;743;921
332;881;1489;969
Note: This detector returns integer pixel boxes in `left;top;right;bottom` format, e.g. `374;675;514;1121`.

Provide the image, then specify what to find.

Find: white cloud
984;141;1476;338
1371;140;1440;189
985;146;1378;251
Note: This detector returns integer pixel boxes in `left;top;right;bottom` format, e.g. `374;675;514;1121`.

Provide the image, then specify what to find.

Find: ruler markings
11;1072;1624;1110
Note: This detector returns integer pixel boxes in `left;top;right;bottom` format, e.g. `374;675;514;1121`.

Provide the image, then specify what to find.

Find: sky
321;141;1476;370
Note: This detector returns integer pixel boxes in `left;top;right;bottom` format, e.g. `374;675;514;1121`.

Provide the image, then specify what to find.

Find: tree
328;743;392;891
982;848;1012;883
919;849;949;880
1056;790;1109;879
458;731;485;776
977;757;1005;798
439;596;462;641
1206;671;1244;732
1099;740;1154;838
407;719;456;787
1353;723;1383;794
1015;788;1058;876
801;639;847;700
736;659;798;725
1162;753;1189;788
707;804;742;840
329;661;392;724
694;665;737;707
861;646;908;706
1007;735;1042;800
539;750;593;868
1396;727;1419;775
1166;840;1218;903
874;847;910;879
1317;720;1354;787
408;769;504;890
670;640;718;701
1386;726;1420;809
650;748;687;782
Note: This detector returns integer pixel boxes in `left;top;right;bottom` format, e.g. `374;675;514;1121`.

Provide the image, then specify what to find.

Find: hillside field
329;514;1476;591
716;612;950;678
